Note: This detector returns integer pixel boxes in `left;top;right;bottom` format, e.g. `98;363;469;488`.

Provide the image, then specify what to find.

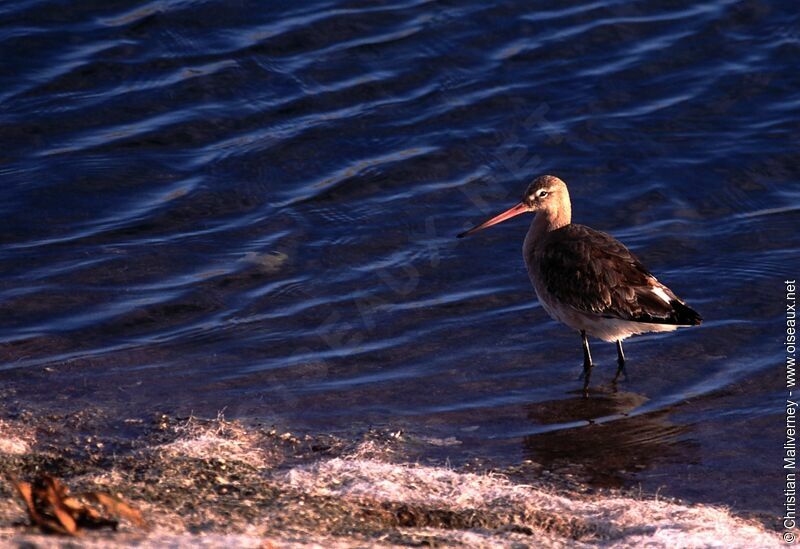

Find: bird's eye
538;190;549;198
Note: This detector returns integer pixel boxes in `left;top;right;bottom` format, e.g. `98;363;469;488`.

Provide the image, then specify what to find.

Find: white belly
528;273;677;342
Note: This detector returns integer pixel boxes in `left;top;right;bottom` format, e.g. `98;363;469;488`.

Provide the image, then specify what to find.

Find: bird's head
522;175;568;213
458;175;570;238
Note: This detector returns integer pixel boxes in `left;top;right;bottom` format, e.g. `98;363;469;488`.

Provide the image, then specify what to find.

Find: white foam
284;457;780;548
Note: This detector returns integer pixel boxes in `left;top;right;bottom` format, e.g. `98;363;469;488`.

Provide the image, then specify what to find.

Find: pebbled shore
0;411;781;548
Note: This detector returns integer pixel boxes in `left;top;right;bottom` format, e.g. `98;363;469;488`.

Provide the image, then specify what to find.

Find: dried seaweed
10;475;144;536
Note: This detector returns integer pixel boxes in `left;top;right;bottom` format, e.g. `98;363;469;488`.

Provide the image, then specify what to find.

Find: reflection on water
0;0;797;516
523;390;693;487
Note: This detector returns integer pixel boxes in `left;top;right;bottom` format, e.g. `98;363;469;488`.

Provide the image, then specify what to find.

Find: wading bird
458;175;701;395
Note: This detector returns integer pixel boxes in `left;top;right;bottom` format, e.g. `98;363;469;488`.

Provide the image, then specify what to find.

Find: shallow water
1;0;798;517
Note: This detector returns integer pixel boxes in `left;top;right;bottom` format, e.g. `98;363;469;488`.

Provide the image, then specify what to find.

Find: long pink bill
457;202;529;238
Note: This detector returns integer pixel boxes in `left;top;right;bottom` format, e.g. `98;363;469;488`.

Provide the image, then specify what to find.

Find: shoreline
0;410;781;547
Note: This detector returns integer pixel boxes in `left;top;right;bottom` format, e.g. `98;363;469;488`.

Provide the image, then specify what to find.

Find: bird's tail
671;300;702;326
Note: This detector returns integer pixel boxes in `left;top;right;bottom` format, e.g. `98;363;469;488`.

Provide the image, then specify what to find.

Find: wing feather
536;224;701;325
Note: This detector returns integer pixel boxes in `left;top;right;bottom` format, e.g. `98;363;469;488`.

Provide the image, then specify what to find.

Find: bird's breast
522;231;560;322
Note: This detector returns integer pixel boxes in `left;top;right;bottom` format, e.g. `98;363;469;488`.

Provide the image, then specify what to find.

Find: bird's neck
524;207;571;262
531;205;571;238
524;197;572;270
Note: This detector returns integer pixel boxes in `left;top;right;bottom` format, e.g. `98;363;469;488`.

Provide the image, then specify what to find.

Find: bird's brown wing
537;224;700;325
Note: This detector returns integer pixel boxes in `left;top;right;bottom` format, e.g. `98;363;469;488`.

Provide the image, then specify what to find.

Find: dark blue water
1;0;798;516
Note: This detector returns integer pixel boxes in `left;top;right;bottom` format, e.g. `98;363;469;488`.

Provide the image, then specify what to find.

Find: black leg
581;330;593;397
582;330;593;368
613;339;628;382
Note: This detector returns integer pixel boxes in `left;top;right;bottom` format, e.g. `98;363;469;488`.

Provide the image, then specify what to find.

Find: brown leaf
10;477;74;535
43;478;78;535
83;492;146;528
9;475;145;536
60;496;85;513
11;480;39;523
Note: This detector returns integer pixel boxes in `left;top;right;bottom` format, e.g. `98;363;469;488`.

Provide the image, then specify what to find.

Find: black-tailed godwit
458;175;701;395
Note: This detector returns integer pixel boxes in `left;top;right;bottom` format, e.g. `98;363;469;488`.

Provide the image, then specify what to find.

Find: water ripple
0;0;797;515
